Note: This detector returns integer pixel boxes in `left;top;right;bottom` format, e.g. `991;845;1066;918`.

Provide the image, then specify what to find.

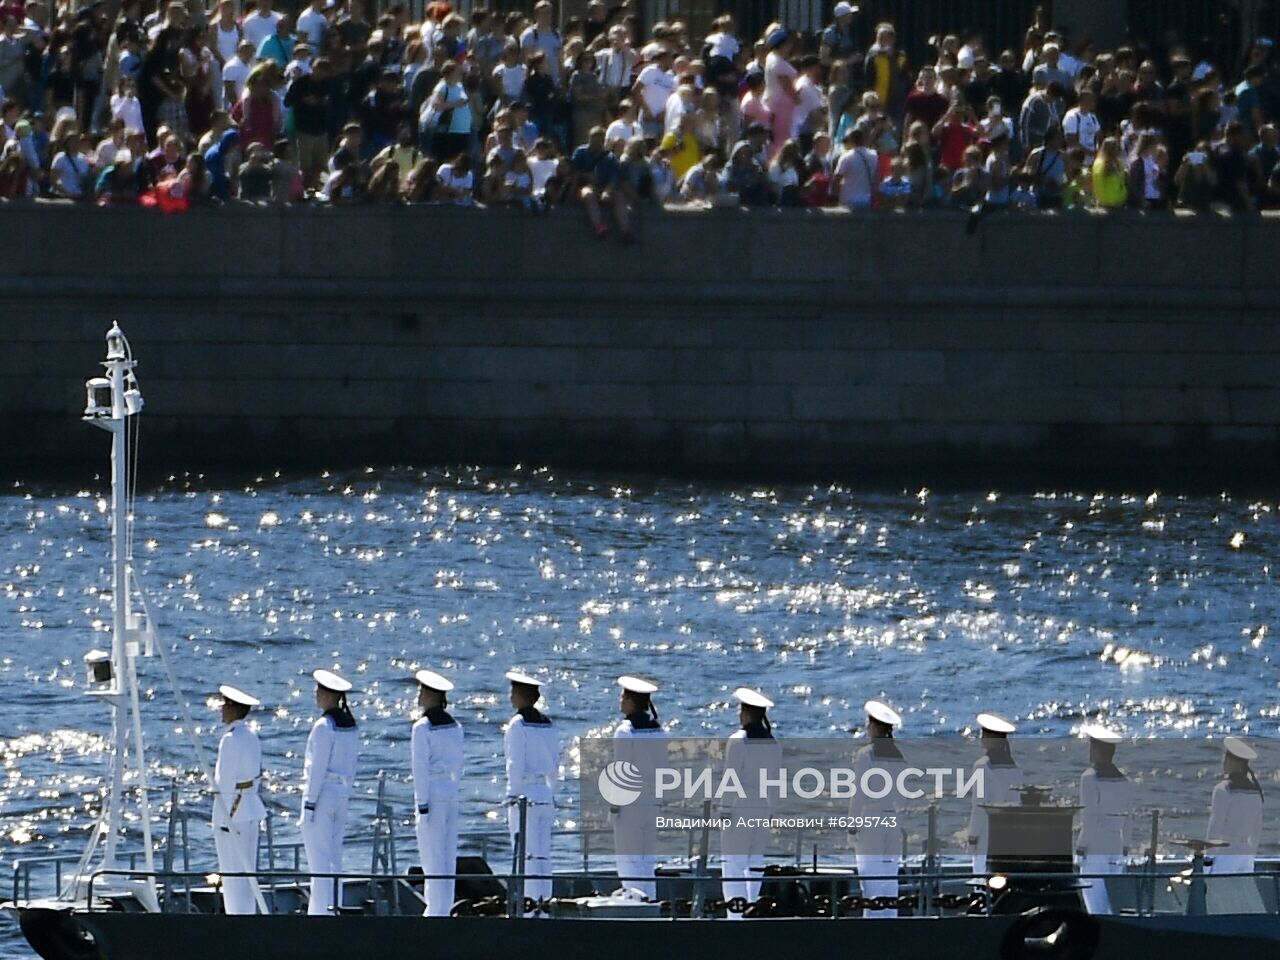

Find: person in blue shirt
257;17;296;69
570;125;623;239
205;127;240;201
118;27;145;83
570;125;607;180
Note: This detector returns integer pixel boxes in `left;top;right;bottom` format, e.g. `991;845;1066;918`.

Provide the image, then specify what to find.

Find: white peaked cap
618;675;658;695
84;649;110;663
1081;723;1122;743
1224;736;1258;761
312;669;352;693
977;712;1017;734
505;669;545;687
865;699;902;727
415;669;454;693
733;687;774;709
219;684;260;707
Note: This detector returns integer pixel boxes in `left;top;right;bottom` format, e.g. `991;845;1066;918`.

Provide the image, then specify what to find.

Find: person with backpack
1023;125;1066;208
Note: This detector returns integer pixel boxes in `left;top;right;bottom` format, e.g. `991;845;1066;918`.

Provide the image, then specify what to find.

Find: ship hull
11;909;1277;960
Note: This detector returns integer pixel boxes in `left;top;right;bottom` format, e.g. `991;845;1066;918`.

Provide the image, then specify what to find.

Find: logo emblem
597;760;644;807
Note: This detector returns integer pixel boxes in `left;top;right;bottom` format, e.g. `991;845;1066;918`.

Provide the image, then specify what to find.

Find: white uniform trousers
214;820;260;915
854;824;900;918
1077;854;1123;914
301;791;350;915
508;801;554;915
613;801;659;900
721;810;769;919
415;798;460;917
856;854;900;918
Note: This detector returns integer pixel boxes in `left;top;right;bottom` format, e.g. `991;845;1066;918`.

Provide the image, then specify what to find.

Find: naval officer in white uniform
300;669;360;916
1206;737;1264;875
720;687;782;918
213;684;266;915
850;699;906;918
504;669;559;916
611;675;667;901
412;669;465;917
966;712;1023;877
1076;724;1133;915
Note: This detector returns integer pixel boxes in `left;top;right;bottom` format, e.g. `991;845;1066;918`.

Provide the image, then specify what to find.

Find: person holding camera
932;92;977;175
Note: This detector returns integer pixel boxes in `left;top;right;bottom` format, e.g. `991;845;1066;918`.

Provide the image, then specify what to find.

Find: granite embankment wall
1;205;1278;482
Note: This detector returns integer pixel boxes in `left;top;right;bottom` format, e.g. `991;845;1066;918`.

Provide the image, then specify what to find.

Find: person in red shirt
904;66;948;134
932;94;979;174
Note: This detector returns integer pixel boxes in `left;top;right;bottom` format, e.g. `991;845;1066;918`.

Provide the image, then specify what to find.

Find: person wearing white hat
1075;725;1133;915
965;713;1023;876
611;676;667;900
300;669;360;916
819;3;859;68
213;685;266;915
504;670;559;916
1205;737;1264;876
411;669;464;917
720;687;782;918
850;700;905;918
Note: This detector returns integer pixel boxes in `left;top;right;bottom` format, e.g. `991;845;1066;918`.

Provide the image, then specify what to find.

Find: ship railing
10;849;156;905
82;866;1280;920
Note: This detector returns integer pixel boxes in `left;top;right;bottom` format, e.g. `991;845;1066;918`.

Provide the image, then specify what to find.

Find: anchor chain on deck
447;891;987;917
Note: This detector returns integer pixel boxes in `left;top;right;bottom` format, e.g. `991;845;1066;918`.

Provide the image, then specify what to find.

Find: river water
1;466;1277;955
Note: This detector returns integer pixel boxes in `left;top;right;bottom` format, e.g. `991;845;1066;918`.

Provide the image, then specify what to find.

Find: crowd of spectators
1;0;1279;235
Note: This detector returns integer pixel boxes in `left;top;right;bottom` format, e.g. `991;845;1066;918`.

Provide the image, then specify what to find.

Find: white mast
76;329;264;913
83;324;154;884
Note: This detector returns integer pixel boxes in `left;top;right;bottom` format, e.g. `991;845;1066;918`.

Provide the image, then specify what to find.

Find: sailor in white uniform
411;669;465;917
1076;724;1133;915
850;699;906;918
720;687;782;918
966;712;1023;877
300;669;360;916
1206;737;1264;875
213;684;266;915
611;675;667;901
504;669;559;916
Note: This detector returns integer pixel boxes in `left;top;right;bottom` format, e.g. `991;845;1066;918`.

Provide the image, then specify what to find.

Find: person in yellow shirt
864;22;909;118
1091;137;1128;209
661;120;702;183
